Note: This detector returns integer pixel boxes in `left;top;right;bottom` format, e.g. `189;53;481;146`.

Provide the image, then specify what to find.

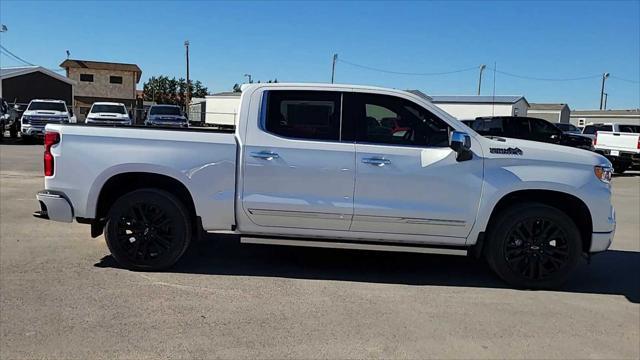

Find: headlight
21;115;30;124
594;165;613;183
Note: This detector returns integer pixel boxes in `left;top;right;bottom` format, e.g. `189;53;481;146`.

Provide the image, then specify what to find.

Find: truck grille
26;118;66;127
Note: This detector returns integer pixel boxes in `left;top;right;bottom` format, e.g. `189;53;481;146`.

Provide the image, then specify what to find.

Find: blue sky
1;0;638;109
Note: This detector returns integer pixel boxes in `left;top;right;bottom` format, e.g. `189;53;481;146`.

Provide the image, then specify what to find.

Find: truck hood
23;110;69;118
478;135;609;167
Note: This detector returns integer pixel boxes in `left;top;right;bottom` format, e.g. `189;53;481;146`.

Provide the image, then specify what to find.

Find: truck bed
44;123;238;230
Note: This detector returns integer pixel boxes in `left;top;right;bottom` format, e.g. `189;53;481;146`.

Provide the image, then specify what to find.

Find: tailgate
596;132;640;152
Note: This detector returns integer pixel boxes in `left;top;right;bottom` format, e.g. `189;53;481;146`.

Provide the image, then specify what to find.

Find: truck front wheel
104;189;192;271
485;203;582;289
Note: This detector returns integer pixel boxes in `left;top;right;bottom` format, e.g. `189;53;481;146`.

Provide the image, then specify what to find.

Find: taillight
44;131;60;176
637;138;640;149
593;133;597;146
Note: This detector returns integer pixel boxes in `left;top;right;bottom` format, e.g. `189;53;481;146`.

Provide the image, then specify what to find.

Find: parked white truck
592;123;640;174
34;83;616;289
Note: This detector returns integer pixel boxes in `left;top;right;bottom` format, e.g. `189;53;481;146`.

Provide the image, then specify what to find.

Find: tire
485;203;582;289
9;122;18;138
104;189;192;271
613;162;629;174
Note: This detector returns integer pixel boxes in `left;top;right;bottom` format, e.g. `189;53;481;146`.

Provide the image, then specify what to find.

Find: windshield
150;106;181;116
28;102;67;112
91;104;126;114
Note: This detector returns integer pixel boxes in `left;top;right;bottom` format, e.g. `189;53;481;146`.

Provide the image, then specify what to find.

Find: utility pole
477;64;486;95
599;72;609;110
603;93;608;110
331;53;338;83
185;40;190;110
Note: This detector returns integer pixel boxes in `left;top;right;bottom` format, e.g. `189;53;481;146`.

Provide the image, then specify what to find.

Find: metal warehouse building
430;95;529;120
528;103;571;123
0;66;75;105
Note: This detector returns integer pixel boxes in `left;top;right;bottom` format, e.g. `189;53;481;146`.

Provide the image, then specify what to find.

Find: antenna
492;62;497;116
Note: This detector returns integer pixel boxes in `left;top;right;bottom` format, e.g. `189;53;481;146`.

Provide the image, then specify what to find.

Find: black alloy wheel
504;218;570;281
105;189;191;271
485;203;582;289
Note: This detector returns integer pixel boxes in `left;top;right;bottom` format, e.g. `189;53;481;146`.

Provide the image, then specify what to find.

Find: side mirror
450;131;472;161
550;134;561;140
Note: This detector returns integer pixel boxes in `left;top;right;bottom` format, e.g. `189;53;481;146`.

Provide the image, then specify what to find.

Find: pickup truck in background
85;102;132;126
33;83;616;289
20;99;75;141
145;104;189;127
593;124;640;173
462;116;593;150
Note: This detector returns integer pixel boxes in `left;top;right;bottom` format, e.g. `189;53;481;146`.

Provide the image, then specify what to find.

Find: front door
345;93;483;240
241;90;355;232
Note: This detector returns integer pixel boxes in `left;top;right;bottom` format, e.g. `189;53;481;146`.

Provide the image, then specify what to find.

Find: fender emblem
489;147;523;155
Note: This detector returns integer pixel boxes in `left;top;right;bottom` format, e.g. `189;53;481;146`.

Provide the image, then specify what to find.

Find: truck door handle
250;151;279;160
362;157;391;166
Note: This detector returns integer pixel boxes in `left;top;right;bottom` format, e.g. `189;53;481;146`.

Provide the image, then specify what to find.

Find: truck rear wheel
485;203;582;289
613;162;629;174
104;189;192;271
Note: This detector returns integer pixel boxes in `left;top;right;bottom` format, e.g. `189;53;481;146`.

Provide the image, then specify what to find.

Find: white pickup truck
592;123;640;174
34;83;616;289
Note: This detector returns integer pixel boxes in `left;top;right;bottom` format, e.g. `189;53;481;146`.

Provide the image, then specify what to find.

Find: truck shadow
95;234;640;303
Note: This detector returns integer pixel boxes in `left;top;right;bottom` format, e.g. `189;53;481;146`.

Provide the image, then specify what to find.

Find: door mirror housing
450;131;472;161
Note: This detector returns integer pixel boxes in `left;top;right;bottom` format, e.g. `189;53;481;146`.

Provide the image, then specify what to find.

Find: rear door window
265;90;341;141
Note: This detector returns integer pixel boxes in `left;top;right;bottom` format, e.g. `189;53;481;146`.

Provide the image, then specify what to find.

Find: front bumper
34;190;74;223
590;206;615;253
21;124;45;137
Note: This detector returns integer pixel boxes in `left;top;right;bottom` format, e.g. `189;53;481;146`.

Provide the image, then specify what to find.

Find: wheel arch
483;189;593;253
91;172;199;237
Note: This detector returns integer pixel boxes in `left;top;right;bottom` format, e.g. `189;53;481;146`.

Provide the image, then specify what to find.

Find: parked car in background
35;83;615;290
593;124;640;173
555;122;582;135
20;99;73;141
144;104;188;127
85;102;132;126
0;98;21;139
463;116;593;150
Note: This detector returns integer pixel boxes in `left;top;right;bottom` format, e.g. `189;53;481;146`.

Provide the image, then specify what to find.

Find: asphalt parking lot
1;140;639;359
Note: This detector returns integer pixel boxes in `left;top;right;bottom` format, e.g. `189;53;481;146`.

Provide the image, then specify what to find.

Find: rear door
345;92;483;239
241;90;355;231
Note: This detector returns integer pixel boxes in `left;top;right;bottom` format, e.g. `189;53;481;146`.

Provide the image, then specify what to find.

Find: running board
240;237;468;256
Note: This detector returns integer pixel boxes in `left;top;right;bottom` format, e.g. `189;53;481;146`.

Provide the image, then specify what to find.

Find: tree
142;76;209;107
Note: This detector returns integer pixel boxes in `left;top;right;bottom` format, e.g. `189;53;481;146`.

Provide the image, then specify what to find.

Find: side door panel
241;90;355;232
346;93;483;239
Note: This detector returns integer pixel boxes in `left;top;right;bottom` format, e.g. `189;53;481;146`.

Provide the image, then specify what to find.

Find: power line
488;67;601;81
0;45;34;66
337;58;478;76
610;75;640;84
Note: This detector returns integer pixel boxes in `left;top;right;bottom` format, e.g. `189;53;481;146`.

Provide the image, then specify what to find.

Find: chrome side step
240;236;468;256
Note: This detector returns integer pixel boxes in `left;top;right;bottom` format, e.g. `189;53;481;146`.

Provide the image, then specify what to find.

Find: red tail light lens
593;134;597;146
44;131;60;176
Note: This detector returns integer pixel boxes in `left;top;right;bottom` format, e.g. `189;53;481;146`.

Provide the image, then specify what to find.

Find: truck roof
30;99;66;103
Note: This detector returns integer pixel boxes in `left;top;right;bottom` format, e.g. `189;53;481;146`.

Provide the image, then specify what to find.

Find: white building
570;109;640;127
430;95;529;120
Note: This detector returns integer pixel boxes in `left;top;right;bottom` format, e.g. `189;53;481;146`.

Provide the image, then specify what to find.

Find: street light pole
185;40;190;110
603;93;608;110
477;64;486;95
599;72;609;110
331;53;338;83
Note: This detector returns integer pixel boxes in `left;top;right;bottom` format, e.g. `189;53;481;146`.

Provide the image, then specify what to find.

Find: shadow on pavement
96;234;640;303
